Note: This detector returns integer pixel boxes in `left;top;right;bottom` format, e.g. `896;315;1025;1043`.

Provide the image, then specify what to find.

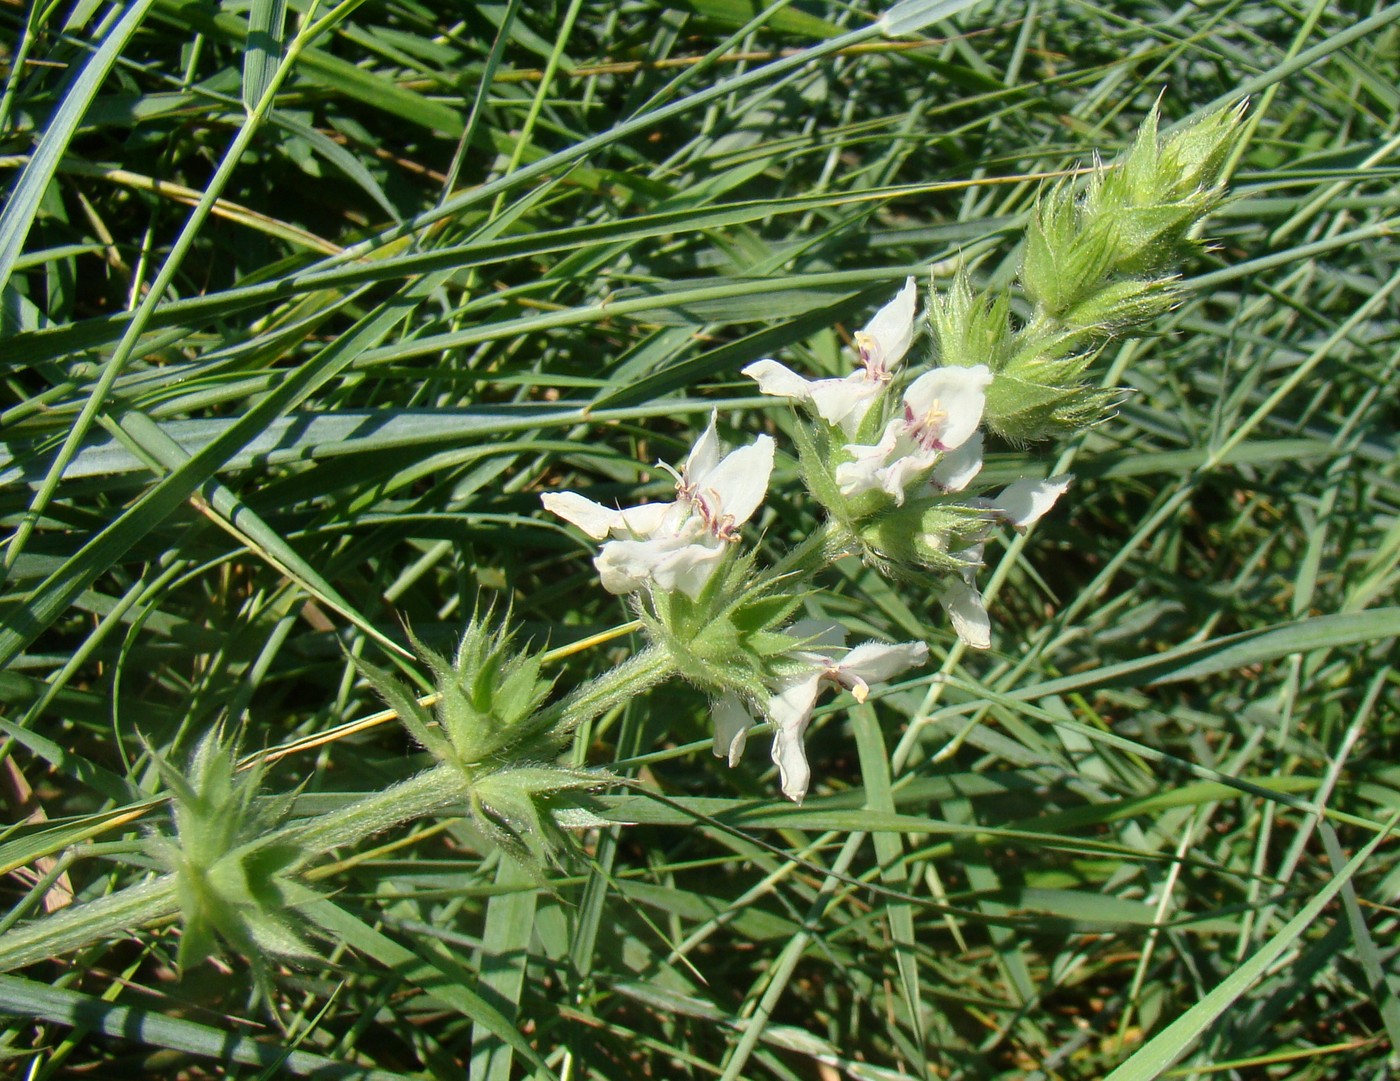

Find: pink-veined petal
903;364;992;452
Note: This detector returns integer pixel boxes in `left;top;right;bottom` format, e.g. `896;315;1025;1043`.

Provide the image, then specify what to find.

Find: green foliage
410;615;557;767
469;764;608;875
355;614;602;874
927;268;1015;372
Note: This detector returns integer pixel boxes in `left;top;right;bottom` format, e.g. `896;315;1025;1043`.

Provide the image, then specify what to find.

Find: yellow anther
921;400;947;426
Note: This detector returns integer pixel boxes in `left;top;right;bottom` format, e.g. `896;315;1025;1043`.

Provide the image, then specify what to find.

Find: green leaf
241;0;288;112
0;0;155;303
1103;816;1397;1079
0;973;407;1079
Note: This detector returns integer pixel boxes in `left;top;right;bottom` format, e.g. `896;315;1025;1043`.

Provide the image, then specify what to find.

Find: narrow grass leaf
242;0;288;112
1102;815;1397;1080
0;0;155;302
0;974;409;1079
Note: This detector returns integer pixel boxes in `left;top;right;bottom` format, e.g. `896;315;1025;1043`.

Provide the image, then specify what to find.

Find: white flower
765;619;928;803
986;474;1073;531
934;476;1072;649
938;544;990;650
835;364;992;504
742;277;918;435
542;413;774;599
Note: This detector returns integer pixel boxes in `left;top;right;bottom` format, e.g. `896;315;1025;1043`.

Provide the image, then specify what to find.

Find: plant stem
2;646;681;971
0;875;178;973
545;645;673;738
768;519;843;578
290;763;470;853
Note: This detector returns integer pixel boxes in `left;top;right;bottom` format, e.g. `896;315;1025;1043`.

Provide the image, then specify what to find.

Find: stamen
659;460;692;501
854;331;892;381
696;489;742;542
904;399;949;451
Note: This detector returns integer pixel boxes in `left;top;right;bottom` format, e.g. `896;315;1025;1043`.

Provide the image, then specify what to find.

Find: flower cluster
537;104;1243;804
543;412;927;803
744;277;1074;652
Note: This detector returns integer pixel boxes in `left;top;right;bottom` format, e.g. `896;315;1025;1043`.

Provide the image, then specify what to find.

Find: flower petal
712;693;755;767
593;538;667;594
696;434;775;529
617;501;678;536
767;674;823;803
742;359;816;402
877;450;936;505
940;578;990;649
931;430;984;492
808;372;882;433
684;411;722;485
839;640;929;688
540;491;622;540
857;276;917;375
652;542;726;600
542;492;677;541
835;420;901;499
993;474;1073;531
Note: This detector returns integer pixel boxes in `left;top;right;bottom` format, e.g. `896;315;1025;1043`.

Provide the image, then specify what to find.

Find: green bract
143;732;316;987
355;614;556;772
993;103;1244;442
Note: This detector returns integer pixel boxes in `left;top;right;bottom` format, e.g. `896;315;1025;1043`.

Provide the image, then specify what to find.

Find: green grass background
1;0;1398;1077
